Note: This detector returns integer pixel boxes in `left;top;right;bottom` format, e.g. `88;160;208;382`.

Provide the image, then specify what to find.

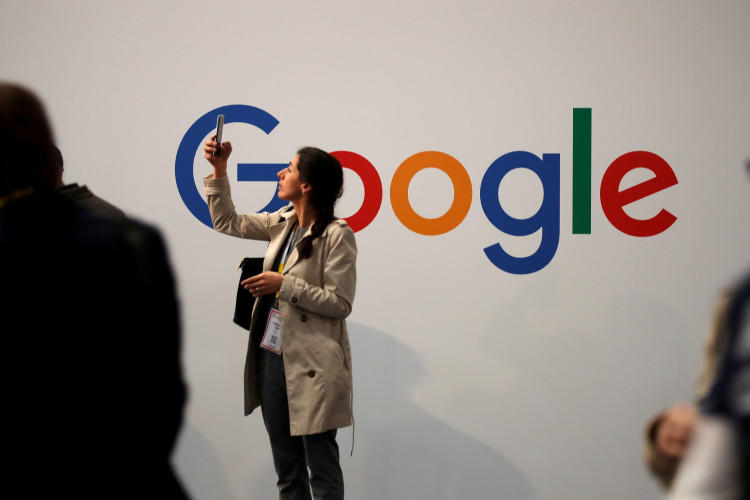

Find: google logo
176;105;677;274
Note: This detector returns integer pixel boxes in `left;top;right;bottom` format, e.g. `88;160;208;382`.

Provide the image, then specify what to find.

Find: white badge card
261;308;282;354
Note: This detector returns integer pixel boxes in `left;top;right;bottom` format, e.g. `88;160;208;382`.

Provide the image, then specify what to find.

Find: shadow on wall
173;422;241;500
347;323;533;500
172;323;533;500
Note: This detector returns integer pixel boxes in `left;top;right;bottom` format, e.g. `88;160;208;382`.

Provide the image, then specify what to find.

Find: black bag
233;257;264;329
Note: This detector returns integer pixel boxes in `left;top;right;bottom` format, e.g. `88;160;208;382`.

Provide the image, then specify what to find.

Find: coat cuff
203;174;230;195
279;275;304;305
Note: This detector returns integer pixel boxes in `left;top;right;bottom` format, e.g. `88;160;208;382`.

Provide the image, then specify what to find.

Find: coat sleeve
278;222;357;319
203;174;278;240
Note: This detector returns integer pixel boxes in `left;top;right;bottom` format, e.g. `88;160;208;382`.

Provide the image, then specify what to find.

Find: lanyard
277;222;299;274
273;222;302;303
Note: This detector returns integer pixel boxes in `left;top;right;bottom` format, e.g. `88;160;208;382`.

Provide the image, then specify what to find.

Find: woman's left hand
242;271;284;298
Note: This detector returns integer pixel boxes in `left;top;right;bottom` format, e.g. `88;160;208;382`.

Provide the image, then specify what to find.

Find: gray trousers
258;348;344;500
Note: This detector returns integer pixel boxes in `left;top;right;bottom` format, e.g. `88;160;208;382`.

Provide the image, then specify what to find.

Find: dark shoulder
59;184;126;219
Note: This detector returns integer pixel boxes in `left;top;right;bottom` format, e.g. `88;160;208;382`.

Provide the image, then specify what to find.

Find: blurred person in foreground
0;82;188;498
644;287;739;489
647;162;749;499
669;269;749;499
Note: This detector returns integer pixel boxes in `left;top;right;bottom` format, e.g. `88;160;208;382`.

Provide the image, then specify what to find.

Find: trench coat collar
268;207;348;274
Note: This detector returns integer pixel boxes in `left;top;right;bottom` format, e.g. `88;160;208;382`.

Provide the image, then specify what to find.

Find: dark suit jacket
0;189;188;498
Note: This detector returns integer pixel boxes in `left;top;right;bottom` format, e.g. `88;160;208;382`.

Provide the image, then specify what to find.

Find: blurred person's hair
0;82;56;197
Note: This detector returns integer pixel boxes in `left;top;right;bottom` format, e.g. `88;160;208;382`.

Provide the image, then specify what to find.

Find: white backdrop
2;1;749;498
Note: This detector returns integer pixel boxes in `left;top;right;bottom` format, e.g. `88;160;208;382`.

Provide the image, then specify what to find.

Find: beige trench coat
204;175;356;436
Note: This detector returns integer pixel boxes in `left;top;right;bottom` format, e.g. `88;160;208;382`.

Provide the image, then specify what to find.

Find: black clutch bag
233;257;264;329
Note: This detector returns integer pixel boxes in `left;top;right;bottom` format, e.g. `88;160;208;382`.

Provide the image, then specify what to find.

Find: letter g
175;105;283;228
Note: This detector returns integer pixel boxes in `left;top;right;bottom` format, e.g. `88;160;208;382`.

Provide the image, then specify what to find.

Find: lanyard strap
277;222;299;274
274;222;301;303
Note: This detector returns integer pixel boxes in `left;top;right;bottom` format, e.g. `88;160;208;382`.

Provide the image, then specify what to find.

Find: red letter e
600;151;678;237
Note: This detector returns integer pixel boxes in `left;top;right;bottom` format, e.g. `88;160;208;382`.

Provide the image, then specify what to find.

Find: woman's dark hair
295;146;344;259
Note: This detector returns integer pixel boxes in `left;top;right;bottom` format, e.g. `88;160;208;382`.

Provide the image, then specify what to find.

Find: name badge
261;308;282;354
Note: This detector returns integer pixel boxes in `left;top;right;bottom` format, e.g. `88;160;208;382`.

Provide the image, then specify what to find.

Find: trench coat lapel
266;210;297;272
283;216;321;275
282;226;303;274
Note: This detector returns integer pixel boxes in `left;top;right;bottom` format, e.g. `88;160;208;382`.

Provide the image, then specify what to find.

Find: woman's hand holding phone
204;115;232;178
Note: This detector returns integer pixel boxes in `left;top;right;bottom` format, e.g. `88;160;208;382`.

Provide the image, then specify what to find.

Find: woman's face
277;155;308;202
656;404;697;459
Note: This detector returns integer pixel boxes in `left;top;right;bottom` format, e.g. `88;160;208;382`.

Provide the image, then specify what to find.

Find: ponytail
298;207;335;259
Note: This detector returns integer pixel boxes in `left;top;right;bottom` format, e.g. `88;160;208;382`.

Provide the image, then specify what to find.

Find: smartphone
213;114;225;156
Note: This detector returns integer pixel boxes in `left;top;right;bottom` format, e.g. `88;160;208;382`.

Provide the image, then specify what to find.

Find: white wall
2;1;749;498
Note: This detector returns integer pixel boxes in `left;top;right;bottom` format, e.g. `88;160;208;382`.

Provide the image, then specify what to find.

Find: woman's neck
292;201;317;228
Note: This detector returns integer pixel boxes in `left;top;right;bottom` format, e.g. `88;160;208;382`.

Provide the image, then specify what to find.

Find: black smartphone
213;114;225;156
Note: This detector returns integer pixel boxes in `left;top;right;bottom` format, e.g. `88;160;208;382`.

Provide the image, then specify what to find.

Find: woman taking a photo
203;136;356;500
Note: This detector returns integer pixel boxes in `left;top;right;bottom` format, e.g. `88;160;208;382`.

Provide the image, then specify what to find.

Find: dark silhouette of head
0;82;57;198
